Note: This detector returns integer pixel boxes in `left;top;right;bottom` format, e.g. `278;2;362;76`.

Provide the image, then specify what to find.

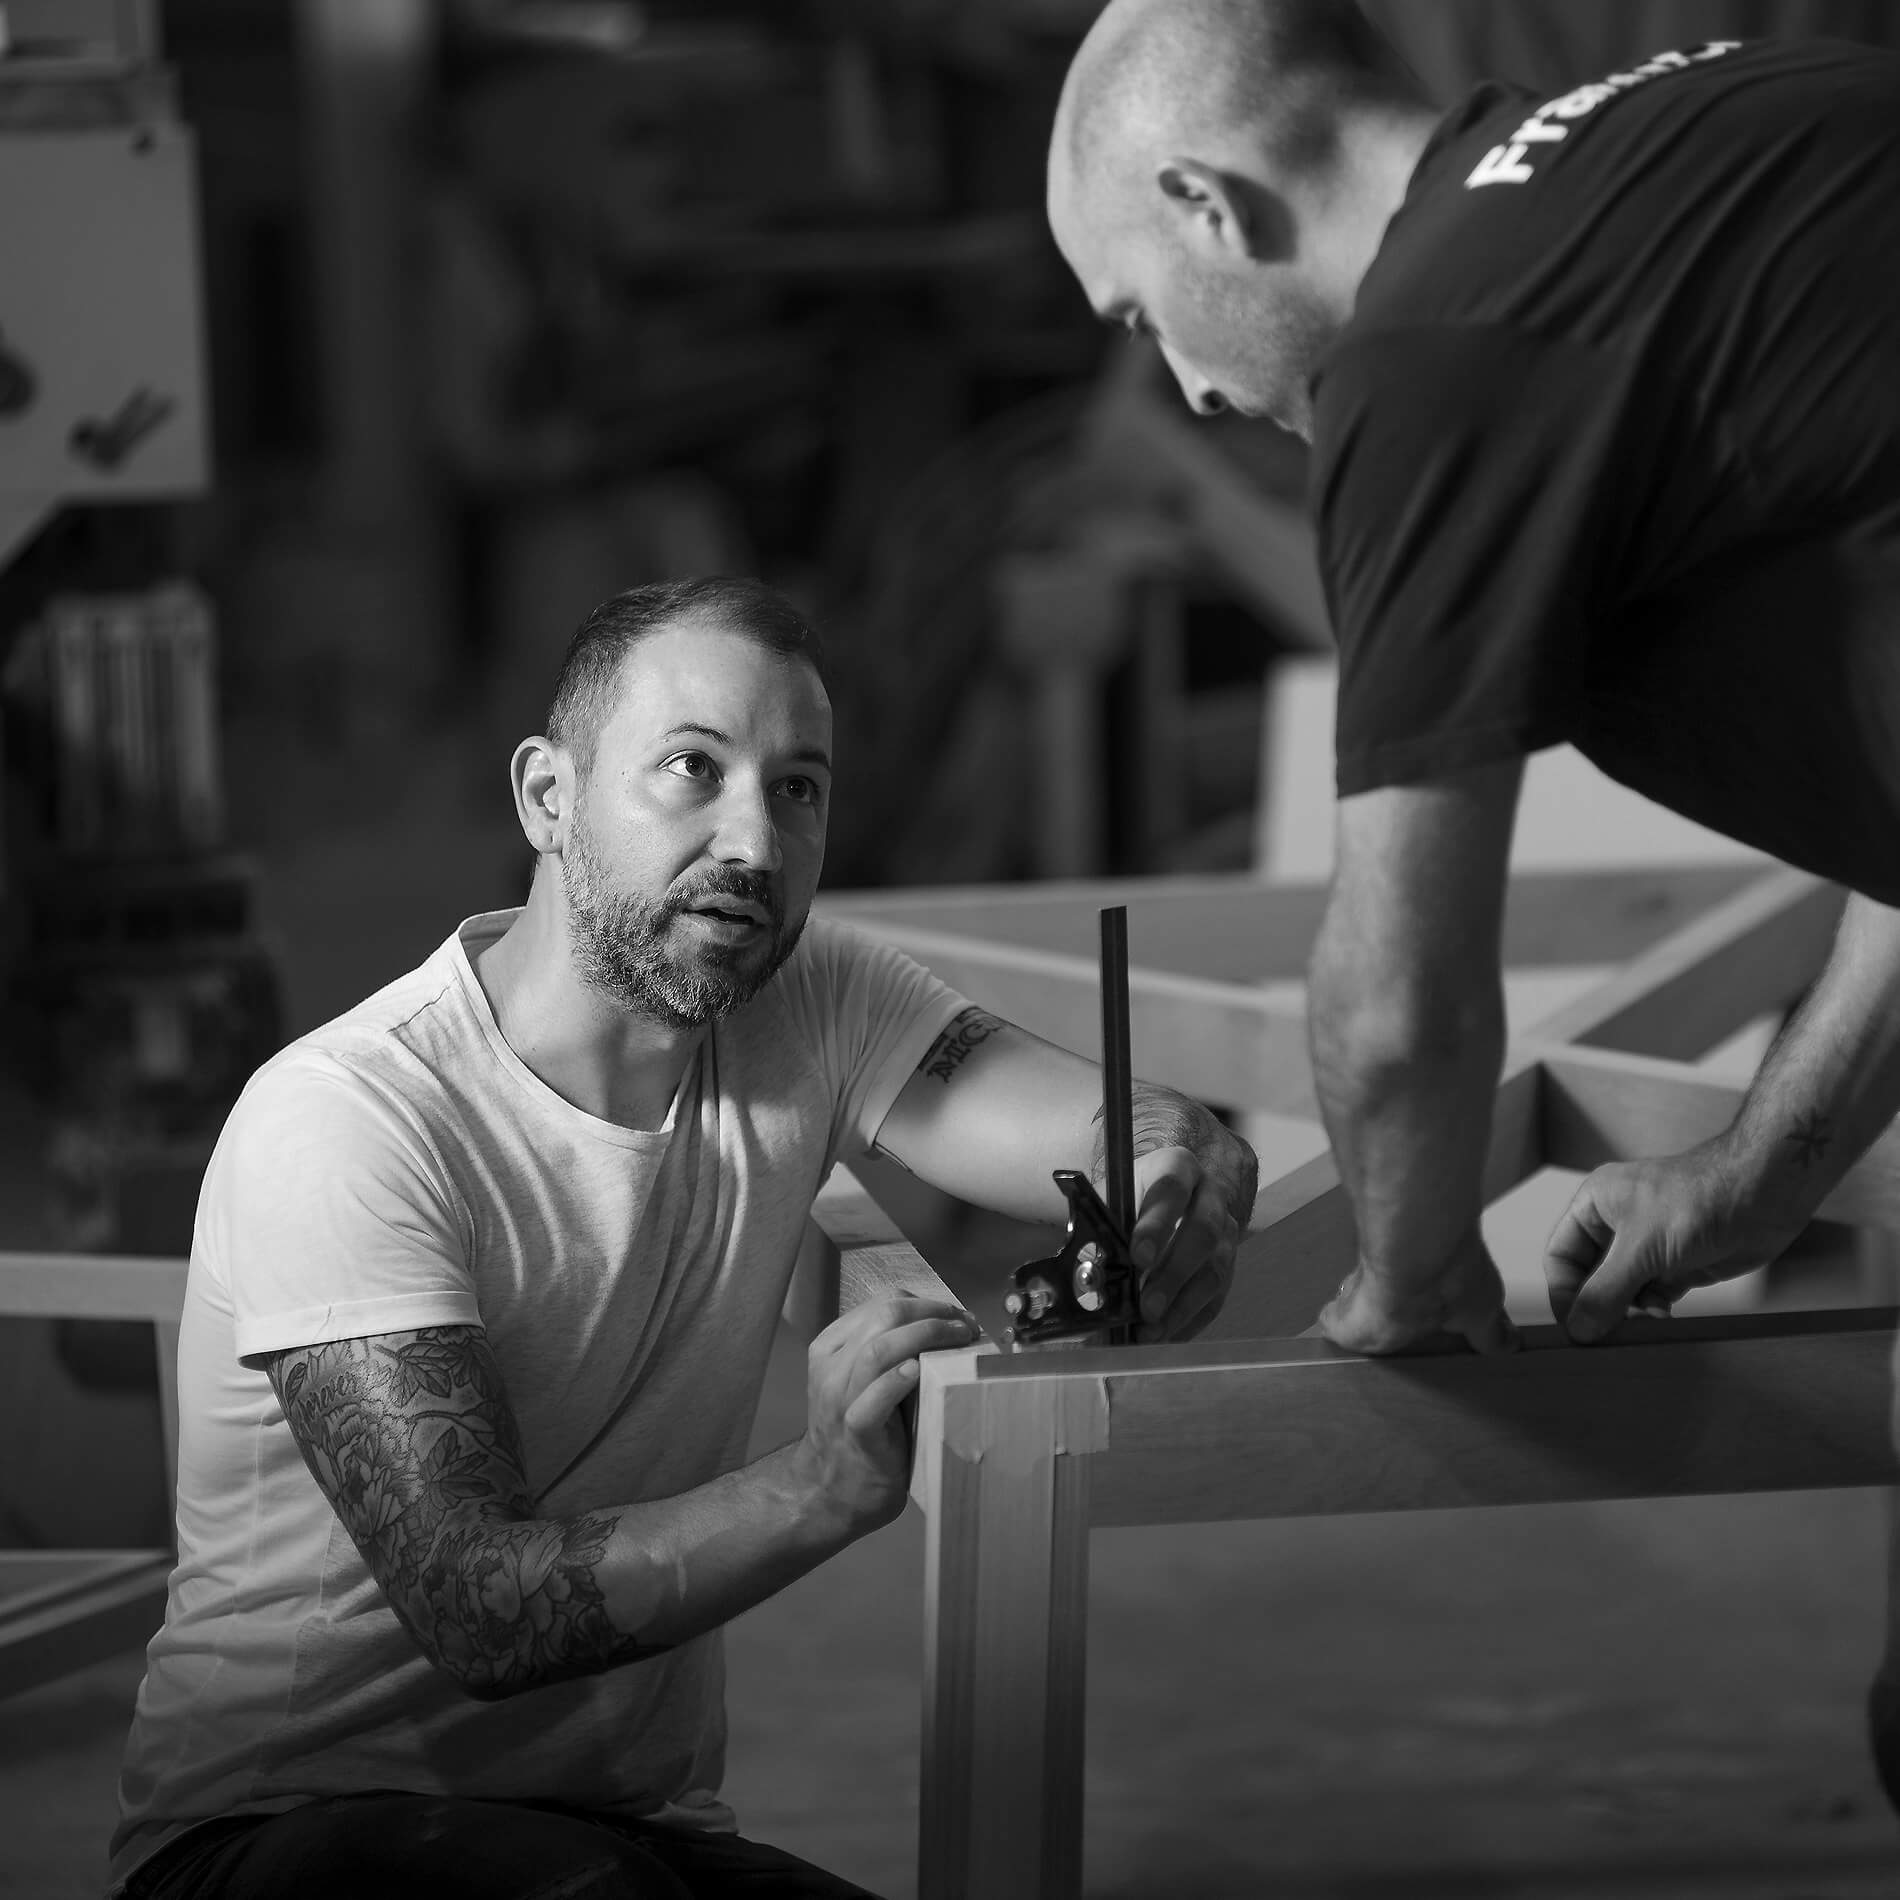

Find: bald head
1047;0;1430;436
1057;0;1414;202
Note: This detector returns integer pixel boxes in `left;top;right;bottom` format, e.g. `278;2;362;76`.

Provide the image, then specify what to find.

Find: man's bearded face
562;793;805;1028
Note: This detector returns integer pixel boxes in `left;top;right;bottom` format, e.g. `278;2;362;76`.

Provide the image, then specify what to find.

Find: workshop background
4;3;1900;1897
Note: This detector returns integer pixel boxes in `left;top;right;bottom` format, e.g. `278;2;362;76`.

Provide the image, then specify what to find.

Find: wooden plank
812;1165;967;1315
0;1552;173;1700
820;864;1762;988
812;1165;908;1251
919;1365;1098;1900
0;1251;189;1323
0;1549;167;1621
1525;866;1843;1058
954;1308;1897;1530
1538;1044;1900;1233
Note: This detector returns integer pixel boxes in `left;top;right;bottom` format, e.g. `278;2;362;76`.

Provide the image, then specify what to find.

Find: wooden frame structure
817;862;1900;1899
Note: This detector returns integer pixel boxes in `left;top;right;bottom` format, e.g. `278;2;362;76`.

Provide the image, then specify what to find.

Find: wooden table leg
917;1371;1100;1900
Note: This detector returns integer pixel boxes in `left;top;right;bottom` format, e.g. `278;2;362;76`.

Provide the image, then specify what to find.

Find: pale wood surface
811;1164;969;1317
1526;866;1843;1057
0;1253;190;1323
869;861;1891;1899
945;1310;1898;1530
818;864;1763;986
919;1371;1094;1900
0;1553;173;1701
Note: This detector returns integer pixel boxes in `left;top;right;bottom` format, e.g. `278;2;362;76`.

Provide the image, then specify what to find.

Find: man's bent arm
871;1007;1256;1339
1307;761;1522;1349
873;1006;1255;1231
264;1306;965;1702
1547;891;1900;1335
1699;893;1900;1230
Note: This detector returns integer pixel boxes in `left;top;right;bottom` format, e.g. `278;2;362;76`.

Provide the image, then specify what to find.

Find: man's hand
1318;1228;1519;1355
1125;1141;1249;1343
798;1295;976;1533
1544;1144;1802;1344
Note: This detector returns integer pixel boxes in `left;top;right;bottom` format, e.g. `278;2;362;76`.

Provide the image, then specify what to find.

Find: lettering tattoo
264;1327;662;1700
1785;1112;1834;1170
1095;1082;1258;1228
920;1005;1005;1084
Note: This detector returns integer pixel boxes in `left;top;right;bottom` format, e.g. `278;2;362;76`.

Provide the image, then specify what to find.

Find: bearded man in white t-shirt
107;575;1258;1900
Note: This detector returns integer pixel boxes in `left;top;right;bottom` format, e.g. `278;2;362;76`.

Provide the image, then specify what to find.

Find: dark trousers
123;1793;883;1900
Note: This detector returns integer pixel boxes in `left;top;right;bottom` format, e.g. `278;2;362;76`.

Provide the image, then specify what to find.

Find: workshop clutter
0;580;279;1378
2;582;222;860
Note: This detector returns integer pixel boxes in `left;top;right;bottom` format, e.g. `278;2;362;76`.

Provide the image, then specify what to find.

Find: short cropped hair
545;576;826;782
1068;0;1415;186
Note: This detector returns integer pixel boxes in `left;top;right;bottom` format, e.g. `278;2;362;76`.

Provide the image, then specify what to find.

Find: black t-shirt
1310;37;1900;901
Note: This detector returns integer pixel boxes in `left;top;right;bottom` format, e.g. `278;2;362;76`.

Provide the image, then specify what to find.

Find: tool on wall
1002;904;1142;1350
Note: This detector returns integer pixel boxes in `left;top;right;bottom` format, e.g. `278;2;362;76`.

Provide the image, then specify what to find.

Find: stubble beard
561;808;804;1029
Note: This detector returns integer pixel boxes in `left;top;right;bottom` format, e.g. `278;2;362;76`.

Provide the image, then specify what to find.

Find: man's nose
712;784;783;871
1159;342;1227;417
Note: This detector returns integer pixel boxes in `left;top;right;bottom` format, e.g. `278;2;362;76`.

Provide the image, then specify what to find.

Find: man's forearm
1718;891;1900;1229
413;1440;849;1702
1093;1081;1258;1228
1307;938;1504;1290
272;1331;855;1705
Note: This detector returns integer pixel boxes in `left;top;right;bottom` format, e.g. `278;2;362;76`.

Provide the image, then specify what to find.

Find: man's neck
1299;99;1442;323
473;898;704;1131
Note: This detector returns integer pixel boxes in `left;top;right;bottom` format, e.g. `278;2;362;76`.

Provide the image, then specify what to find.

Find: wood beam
818;864;1764;987
1525;866;1843;1058
943;1307;1897;1532
918;1357;1095;1900
1538;1044;1900;1233
0;1252;189;1323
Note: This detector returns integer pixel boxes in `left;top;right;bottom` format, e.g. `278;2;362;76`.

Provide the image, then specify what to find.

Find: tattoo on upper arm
264;1327;661;1698
918;1005;1005;1083
1786;1112;1833;1168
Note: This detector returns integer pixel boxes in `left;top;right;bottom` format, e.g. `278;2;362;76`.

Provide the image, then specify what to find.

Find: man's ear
1156;158;1277;260
511;735;568;855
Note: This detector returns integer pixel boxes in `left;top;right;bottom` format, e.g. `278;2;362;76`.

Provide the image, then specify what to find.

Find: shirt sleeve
203;1049;483;1362
780;918;973;1161
1311;321;1635;795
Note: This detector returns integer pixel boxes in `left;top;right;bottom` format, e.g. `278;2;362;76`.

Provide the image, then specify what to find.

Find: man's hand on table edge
796;1295;978;1535
1544;1139;1805;1344
1316;1228;1520;1356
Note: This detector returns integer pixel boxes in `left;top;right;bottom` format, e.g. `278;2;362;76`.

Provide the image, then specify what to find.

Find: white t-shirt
109;911;965;1891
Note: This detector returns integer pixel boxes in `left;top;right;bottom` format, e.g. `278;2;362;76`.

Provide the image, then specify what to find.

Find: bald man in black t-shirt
1049;0;1900;1803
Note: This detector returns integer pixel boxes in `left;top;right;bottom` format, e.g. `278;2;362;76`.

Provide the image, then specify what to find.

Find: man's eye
779;776;820;804
663;753;716;782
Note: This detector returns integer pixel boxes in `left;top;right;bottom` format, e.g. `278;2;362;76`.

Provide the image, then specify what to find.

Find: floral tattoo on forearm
265;1327;663;1699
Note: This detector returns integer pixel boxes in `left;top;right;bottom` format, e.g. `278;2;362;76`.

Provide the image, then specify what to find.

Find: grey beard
562;819;803;1029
